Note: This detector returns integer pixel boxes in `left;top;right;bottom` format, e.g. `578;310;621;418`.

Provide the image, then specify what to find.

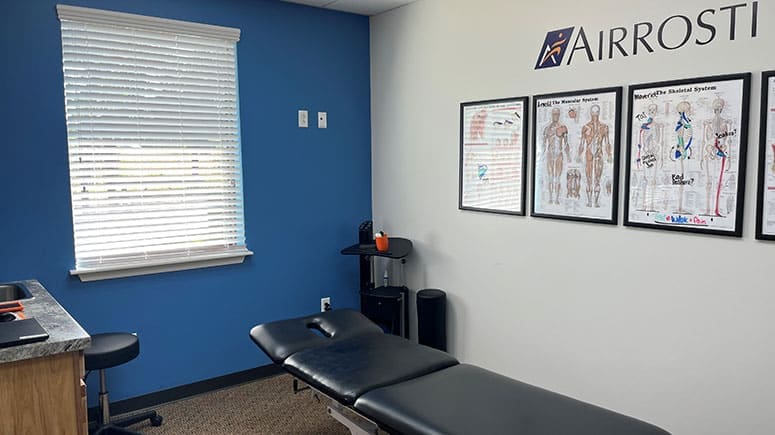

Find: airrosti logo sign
535;27;575;69
535;1;760;70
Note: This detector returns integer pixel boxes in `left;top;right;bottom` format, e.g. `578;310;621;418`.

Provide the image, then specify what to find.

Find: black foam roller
417;289;446;351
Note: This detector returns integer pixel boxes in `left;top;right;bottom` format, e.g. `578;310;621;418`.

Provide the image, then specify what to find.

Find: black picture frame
459;96;529;216
756;70;775;241
530;87;622;225
623;73;751;237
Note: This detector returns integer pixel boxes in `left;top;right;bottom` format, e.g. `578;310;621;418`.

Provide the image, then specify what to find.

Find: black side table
341;237;413;337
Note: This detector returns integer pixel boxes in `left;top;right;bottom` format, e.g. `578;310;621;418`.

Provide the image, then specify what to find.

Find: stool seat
85;333;139;370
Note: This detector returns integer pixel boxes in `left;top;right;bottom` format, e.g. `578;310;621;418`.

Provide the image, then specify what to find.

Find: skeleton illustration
542;108;570;204
577;105;611;208
636;104;664;211
701;98;731;217
671;101;693;214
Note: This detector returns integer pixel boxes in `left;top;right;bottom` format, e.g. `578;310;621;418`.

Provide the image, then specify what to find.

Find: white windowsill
70;249;253;282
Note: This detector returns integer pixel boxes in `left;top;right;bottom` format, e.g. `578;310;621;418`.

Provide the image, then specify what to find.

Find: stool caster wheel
150;415;163;426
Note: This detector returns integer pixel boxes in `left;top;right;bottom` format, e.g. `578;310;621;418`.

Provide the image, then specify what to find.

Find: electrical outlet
298;110;308;128
318;111;327;129
321;297;331;312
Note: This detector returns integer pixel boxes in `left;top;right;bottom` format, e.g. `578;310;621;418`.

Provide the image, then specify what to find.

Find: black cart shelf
341;237;413;338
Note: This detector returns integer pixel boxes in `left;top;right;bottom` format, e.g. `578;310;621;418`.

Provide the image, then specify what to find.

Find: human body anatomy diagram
632;104;664;212
759;75;775;237
461;99;526;213
533;91;619;221
541;108;569;205
701;98;731;217
578;104;613;208
628;79;746;232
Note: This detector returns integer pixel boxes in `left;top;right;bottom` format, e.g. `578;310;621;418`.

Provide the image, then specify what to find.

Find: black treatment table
250;309;669;435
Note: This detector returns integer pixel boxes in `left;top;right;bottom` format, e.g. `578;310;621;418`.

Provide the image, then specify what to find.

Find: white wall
370;1;774;434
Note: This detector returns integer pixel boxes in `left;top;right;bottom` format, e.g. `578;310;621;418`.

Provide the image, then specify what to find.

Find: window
57;5;251;281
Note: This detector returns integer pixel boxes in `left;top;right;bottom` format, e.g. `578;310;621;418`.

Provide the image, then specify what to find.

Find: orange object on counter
0;301;24;314
375;234;389;252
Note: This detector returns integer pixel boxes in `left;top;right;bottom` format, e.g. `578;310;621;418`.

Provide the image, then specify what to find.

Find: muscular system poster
756;71;775;240
459;97;528;215
625;74;750;236
531;88;621;223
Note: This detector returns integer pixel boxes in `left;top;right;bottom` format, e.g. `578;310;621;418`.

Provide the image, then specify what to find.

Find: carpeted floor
122;374;350;434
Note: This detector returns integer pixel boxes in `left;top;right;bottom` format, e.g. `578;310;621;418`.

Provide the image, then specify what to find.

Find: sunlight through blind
57;5;250;276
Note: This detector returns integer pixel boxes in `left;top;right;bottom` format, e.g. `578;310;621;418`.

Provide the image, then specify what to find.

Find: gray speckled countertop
0;279;90;363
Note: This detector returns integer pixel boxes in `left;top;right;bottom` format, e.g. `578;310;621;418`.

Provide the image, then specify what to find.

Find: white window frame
57;5;252;281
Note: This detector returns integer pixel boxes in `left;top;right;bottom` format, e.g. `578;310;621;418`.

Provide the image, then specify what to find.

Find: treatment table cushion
249;309;382;363
354;364;670;435
284;333;458;405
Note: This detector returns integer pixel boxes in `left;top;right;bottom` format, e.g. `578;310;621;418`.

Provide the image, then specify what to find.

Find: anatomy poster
756;71;775;240
625;74;750;236
531;88;621;224
459;97;527;215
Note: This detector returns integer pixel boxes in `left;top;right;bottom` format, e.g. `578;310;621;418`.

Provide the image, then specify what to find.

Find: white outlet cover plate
298;110;308;128
318;112;327;129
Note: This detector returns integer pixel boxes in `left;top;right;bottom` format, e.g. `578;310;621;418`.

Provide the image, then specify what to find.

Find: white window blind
57;5;252;281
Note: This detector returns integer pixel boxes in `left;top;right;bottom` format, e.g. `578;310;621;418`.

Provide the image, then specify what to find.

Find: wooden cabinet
0;351;87;435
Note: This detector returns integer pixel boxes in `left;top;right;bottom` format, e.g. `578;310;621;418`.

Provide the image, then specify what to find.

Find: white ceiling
282;0;415;16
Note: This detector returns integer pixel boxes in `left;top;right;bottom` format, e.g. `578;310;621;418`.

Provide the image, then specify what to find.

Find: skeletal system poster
532;89;620;223
625;75;749;235
757;73;775;239
460;98;527;215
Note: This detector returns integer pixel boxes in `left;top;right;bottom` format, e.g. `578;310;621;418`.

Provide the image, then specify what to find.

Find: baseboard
88;364;284;423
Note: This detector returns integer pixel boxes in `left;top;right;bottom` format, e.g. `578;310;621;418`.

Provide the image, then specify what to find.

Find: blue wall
0;0;371;404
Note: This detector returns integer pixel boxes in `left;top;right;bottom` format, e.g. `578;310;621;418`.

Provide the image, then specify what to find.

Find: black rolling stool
85;333;163;434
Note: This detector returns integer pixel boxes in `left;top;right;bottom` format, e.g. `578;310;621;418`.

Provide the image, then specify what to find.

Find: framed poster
756;70;775;240
531;87;622;224
459;97;528;215
624;73;751;237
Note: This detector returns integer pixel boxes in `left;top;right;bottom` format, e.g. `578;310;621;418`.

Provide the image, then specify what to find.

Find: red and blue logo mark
535;27;574;69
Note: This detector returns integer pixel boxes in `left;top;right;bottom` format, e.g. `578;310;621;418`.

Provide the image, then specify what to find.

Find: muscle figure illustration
566;169;581;199
577;105;611;208
701;98;730;217
542;108;569;204
470;109;487;140
771;144;775;173
671;101;693;214
636;104;664;211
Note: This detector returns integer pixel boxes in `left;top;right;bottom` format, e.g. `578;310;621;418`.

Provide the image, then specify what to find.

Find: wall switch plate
298;110;308;128
321;297;331;312
318;111;327;129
